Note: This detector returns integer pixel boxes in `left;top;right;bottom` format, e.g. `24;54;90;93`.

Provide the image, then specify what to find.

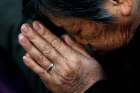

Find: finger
18;34;53;70
62;35;90;57
23;54;50;80
32;21;76;59
20;24;64;64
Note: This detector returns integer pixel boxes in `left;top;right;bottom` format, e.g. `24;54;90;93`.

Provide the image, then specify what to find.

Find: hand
18;21;104;93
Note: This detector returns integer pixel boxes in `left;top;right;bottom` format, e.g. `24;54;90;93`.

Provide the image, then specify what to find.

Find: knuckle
62;70;76;82
36;54;44;63
28;33;36;41
51;39;62;49
25;43;33;52
42;45;51;55
43;49;50;56
37;70;46;76
41;57;49;68
42;56;47;63
64;69;74;77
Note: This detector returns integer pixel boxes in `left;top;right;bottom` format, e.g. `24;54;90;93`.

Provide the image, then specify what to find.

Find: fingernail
21;24;29;33
23;56;29;63
33;21;41;31
65;35;73;44
18;34;32;51
18;34;27;44
25;53;30;57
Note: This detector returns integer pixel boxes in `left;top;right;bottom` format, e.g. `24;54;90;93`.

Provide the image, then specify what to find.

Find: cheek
71;21;104;43
80;23;103;39
72;29;130;52
61;21;83;34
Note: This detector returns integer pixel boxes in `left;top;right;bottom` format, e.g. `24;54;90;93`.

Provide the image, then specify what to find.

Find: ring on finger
47;63;54;73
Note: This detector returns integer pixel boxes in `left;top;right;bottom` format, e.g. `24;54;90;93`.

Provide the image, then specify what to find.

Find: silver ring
47;63;54;73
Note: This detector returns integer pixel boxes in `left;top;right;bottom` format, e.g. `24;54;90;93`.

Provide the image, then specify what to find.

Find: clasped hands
18;21;104;93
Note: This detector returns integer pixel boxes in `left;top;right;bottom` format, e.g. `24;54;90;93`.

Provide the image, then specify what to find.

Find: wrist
85;77;105;92
82;70;105;93
85;80;108;93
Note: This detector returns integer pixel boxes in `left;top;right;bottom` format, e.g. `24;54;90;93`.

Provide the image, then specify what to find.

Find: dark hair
38;0;113;22
23;0;113;22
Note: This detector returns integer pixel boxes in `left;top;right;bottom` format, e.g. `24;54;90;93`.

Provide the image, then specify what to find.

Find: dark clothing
0;0;139;93
85;28;140;93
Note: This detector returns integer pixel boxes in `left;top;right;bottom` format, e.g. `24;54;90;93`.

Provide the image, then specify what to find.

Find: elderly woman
0;0;138;93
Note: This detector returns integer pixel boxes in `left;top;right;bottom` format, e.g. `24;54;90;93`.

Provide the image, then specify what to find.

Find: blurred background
0;0;31;93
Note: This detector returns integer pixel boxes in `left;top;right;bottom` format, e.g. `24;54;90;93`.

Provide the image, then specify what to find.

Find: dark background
0;0;31;93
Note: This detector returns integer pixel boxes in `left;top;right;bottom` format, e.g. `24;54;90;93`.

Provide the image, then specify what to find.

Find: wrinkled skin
47;16;136;52
19;22;104;93
18;0;140;92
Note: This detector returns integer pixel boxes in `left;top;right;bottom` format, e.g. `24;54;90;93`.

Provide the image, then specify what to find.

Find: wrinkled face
50;17;106;50
40;0;139;52
48;16;134;52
